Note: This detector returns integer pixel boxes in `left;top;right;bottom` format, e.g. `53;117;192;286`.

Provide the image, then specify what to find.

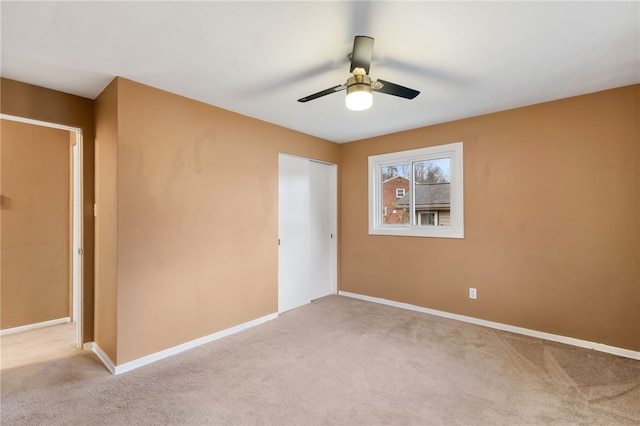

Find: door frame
277;153;337;312
1;113;83;348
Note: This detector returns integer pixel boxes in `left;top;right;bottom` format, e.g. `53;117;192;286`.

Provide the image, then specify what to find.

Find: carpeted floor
1;295;639;425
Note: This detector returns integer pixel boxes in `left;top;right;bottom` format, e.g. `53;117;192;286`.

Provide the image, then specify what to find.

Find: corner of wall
93;78;119;364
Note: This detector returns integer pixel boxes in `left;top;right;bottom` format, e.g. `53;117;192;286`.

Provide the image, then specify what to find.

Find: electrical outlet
469;288;477;299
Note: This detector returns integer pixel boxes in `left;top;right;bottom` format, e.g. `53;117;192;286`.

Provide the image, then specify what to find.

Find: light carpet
1;295;639;425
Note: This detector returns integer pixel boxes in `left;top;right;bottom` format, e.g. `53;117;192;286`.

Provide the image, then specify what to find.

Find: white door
278;154;336;313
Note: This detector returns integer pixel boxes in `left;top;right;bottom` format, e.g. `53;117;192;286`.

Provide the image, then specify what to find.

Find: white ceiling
1;1;638;143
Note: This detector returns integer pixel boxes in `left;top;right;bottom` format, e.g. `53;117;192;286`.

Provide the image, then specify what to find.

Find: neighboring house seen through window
368;142;464;238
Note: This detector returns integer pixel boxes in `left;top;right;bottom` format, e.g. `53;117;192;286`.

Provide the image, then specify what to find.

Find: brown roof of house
382;176;410;184
395;183;450;206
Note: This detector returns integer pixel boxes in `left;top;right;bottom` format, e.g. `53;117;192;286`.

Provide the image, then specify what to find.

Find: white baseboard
87;312;279;375
84;342;116;374
0;317;71;336
339;291;640;361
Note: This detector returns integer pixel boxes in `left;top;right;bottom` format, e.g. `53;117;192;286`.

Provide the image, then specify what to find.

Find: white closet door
308;160;336;301
278;154;336;313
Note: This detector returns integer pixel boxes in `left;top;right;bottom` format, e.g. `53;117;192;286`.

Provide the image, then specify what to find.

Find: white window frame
396;188;405;198
368;142;464;238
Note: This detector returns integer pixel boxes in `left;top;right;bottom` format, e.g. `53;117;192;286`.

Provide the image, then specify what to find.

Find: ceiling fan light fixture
345;75;373;111
297;36;419;108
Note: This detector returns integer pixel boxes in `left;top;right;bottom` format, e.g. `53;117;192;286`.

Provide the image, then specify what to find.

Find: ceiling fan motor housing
347;74;372;91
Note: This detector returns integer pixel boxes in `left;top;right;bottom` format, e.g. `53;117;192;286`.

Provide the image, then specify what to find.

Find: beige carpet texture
1;295;639;425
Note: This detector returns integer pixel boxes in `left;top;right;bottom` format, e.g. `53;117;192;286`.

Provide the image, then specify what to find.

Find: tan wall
340;85;640;352
1;120;71;328
94;80;119;362
7;74;636;359
97;78;340;364
0;78;95;342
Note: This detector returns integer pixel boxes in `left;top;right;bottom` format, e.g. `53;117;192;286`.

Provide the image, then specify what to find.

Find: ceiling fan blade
373;79;420;99
297;85;346;103
350;36;374;74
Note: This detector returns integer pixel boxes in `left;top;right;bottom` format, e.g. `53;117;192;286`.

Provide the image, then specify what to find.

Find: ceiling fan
297;36;420;111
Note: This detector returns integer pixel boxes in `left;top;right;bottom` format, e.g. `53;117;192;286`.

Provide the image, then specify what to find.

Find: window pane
381;164;410;224
368;142;463;238
413;158;451;227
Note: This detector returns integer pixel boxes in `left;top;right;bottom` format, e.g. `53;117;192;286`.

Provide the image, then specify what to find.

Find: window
420;212;436;226
368;142;463;238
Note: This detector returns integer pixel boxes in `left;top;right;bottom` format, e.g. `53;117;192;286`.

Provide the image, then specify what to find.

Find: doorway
278;154;337;313
0;114;83;348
